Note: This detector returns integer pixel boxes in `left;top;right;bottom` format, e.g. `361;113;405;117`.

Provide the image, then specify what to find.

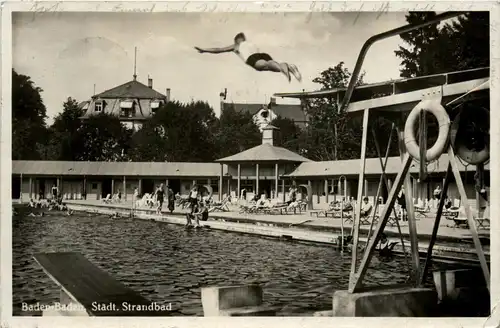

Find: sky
14;11;413;124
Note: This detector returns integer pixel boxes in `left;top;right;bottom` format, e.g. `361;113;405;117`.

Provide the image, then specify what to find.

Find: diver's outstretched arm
195;45;235;54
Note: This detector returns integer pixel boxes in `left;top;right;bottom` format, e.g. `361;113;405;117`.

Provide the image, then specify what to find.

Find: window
210;180;219;193
328;179;340;195
95;102;103;112
92;183;98;190
151;100;162;113
120;101;135;117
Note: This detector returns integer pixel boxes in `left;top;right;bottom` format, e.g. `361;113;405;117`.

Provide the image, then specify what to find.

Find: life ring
450;107;490;165
404;100;450;162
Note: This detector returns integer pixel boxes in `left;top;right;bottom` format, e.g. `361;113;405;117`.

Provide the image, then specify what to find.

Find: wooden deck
34;252;171;316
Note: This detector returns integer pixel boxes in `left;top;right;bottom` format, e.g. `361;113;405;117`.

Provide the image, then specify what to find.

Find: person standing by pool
167;185;175;213
156;184;165;215
133;187;139;209
189;185;199;208
51;184;58;200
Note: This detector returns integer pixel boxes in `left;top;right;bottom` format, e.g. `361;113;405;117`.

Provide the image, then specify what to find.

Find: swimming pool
13;212;434;316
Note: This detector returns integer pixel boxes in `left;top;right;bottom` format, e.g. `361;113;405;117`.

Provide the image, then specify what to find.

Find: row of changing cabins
12;154;487;211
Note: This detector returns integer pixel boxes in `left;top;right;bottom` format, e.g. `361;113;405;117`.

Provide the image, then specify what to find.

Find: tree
270;116;302;151
129;101;219;162
215;104;261;158
395;12;489;77
44;97;85;160
74;113;132;161
302;62;368;161
12;69;48;160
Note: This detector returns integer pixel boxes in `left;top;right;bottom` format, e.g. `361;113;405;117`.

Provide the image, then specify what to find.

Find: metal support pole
448;146;490;291
420;164;452;286
349;153;413;292
349;107;369;288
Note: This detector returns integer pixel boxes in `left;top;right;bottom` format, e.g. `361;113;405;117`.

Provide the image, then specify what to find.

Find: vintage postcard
1;1;499;328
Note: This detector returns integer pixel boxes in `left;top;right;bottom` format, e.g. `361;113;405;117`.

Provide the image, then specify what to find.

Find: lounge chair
359;206;374;225
102;194;111;204
208;197;230;212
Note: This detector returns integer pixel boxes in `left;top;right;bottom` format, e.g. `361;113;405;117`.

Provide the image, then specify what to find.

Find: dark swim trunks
246;53;273;67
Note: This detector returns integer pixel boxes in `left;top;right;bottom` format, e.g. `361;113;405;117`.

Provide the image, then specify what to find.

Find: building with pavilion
215;124;311;203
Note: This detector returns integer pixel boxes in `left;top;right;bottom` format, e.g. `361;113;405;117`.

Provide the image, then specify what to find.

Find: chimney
166;88;171;102
261;124;278;146
148;76;153;88
270;97;277;106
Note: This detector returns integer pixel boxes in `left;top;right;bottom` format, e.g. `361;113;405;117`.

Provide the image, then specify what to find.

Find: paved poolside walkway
65;199;489;242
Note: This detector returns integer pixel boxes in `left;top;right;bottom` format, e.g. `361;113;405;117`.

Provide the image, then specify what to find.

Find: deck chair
102;194;112;204
475;206;490;229
414;199;430;217
209;198;230;212
386;205;401;227
359;206;373;225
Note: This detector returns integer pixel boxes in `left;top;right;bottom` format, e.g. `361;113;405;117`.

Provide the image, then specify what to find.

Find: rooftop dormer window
120;100;135;118
95;101;103;112
151;100;163;113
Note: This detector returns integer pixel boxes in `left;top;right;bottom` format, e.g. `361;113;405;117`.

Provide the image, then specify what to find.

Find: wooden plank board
33;252;171;316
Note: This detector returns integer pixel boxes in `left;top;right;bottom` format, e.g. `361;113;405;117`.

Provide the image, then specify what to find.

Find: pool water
12;212;443;316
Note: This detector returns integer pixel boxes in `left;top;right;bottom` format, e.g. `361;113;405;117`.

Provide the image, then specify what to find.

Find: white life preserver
449;107;489;165
404;100;450;162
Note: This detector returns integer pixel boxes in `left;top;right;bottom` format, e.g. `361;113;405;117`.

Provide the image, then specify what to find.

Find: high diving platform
275;67;489;114
274;11;491;316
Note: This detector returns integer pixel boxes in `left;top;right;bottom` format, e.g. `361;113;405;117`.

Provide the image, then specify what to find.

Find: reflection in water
13;214;428;316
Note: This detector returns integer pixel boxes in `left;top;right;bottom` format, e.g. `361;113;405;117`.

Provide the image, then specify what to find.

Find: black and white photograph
2;1;498;323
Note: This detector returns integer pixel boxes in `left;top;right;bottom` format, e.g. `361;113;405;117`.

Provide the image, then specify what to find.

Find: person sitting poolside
28;199;37;208
360;197;372;217
185;203;201;228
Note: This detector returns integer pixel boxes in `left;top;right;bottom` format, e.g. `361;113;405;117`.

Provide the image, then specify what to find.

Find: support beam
349;153;413;292
111;179;115;196
349;107;369;290
20;173;23;202
219;164;223;202
138;179;142;195
274;163;279;200
324;179;329;204
448;146;490;291
367;125;409;273
124;176;127;201
281;178;285;202
83;176;87;200
475;163;486;218
29;177;33;199
255;164;260;197
397;125;420;283
420;164;452;286
237;164;241;199
308;180;313;210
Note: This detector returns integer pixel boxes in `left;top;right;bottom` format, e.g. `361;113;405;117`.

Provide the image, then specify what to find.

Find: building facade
79;75;171;131
219;89;308;129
